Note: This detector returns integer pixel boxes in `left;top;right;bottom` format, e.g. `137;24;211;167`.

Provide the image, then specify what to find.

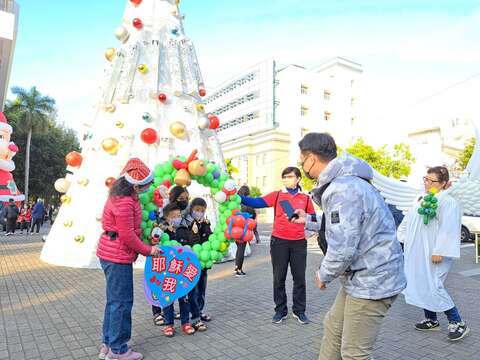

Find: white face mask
282;177;299;189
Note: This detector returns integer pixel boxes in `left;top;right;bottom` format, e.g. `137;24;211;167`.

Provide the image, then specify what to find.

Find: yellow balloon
169;121;187;139
219;242;227;252
105;48;116;62
60;195;72;204
102;138;120;155
138;64;148;74
196;104;205;112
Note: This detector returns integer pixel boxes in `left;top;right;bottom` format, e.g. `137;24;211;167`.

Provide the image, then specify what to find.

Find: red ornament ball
209;115;220;129
65;151;83;167
199;88;206;97
130;0;142;5
158;93;167;103
132;18;143;29
105;177;116;188
140;128;158;145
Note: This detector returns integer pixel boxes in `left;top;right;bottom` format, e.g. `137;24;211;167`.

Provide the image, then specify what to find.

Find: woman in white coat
398;166;470;341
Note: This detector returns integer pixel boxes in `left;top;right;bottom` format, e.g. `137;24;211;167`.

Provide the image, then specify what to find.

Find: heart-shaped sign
144;246;201;308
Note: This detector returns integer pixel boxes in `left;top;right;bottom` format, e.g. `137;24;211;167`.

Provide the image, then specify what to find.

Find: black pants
270;236;307;315
235;242;247;270
21;221;30;232
253;226;260;243
6;218;17;234
31;219;42;233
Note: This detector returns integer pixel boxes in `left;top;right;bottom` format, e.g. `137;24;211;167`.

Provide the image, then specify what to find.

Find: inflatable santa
0;112;25;203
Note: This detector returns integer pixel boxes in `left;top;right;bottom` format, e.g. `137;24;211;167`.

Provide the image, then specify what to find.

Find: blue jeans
188;286;201;323
100;260;133;355
424;307;462;323
196;270;208;314
163;297;190;325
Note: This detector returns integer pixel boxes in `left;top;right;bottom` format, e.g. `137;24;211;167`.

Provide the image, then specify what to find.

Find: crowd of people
94;133;470;360
1;198;55;236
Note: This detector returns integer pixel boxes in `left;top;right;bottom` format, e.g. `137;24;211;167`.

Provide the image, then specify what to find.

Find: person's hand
150;246;161;256
315;270;327;290
432;255;443;264
292;209;307;224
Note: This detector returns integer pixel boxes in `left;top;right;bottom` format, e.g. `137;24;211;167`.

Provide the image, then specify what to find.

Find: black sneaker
415;319;440;331
448;322;470;341
235;270;242;277
272;312;287;324
293;313;310;325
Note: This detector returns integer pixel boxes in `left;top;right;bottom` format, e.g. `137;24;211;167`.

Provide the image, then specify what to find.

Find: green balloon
210;250;219;261
220;173;228;181
211;240;221;251
163;174;173;182
228;201;237;210
200;261;207;269
202;242;212;251
147;220;155;227
206;261;213;269
205;173;214;184
418;208;425;215
193;244;202;254
141;210;149;221
154;177;162;187
154;164;164;177
430;210;437;217
141;221;147;229
211;180;219;188
161;233;170;242
171;169;177;178
171;240;181;247
431;197;438;203
139;193;150;205
224;210;232;217
207;163;216;173
163;162;173;173
209;234;216;242
200;250;210;262
146;203;157;212
216;233;225;242
143;227;152;237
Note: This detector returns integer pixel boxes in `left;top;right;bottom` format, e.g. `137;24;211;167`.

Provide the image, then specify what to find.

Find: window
211;91;260;116
301;84;309;95
350;79;355;88
263;176;267;187
324;111;331;121
204;71;257;104
324;90;331;101
218;111;260;132
263;153;267;164
351;98;356;106
351;117;356;126
301;106;309;117
301;128;309;137
256;177;260;187
256;155;260;166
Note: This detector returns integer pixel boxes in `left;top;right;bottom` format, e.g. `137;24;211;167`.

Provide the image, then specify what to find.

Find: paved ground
0;225;479;360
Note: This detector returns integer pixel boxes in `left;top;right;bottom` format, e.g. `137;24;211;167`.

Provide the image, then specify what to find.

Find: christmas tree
40;0;254;269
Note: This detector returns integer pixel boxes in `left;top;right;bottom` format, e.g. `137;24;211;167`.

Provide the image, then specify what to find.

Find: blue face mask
171;217;182;228
192;211;205;221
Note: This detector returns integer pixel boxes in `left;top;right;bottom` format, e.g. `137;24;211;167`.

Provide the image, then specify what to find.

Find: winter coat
6;203;19;219
96;194;152;264
306;154;407;300
18;208;31;222
31;202;46;220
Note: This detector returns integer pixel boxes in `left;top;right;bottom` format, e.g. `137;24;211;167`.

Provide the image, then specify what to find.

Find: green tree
6;87;56;201
344;139;415;179
225;158;239;177
249;186;262;197
458;137;475;170
300;168;316;192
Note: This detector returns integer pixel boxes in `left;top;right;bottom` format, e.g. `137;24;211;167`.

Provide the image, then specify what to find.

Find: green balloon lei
417;190;439;225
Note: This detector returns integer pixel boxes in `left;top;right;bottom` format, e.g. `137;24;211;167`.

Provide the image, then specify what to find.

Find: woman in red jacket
97;158;161;360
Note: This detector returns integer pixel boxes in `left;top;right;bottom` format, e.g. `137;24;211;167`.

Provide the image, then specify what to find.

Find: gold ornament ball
60;195;72;204
105;48;116;62
138;64;148;74
54;178;71;193
196;104;205;112
64;221;73;227
115;120;124;128
104;104;116;113
77;178;89;186
74;235;85;243
170;121;187;139
102;138;120;155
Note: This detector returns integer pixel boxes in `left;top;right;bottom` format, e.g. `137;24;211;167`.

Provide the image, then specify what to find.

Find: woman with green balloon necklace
398;166;470;341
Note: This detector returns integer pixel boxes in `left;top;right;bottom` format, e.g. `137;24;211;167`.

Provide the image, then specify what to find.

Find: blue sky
8;0;480;142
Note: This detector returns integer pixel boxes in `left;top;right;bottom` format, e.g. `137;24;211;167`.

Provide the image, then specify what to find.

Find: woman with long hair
96;158;161;360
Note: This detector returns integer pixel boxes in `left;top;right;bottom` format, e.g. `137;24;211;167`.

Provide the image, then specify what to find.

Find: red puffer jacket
96;194;152;264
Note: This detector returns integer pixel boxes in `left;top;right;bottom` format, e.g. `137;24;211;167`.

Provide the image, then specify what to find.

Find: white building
205;57;362;193
0;0;19;110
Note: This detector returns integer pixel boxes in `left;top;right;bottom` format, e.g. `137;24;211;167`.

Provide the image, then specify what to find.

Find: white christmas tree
40;0;250;269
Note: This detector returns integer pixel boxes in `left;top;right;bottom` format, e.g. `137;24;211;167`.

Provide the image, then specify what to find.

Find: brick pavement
0;230;479;360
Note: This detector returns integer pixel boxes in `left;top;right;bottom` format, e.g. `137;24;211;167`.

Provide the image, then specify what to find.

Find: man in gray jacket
294;133;406;360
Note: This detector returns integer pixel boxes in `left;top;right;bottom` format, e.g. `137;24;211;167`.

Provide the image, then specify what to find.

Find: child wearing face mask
151;203;195;337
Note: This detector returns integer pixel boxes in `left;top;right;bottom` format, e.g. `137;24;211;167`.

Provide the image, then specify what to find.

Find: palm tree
7;87;55;201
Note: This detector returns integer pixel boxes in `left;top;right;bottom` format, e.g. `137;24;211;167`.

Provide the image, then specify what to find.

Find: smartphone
279;200;299;221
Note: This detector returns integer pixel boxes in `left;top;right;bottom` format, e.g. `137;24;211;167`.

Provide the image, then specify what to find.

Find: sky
7;0;480;145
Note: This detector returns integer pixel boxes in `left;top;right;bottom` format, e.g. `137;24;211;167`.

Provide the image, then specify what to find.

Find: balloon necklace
417;188;439;225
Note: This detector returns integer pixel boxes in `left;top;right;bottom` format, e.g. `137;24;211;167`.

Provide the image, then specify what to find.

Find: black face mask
177;200;188;211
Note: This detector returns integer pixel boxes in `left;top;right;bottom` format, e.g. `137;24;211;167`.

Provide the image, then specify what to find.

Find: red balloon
105;177;116;188
130;0;142;5
209;116;220;129
141;128;158;144
233;215;245;228
243;230;254;242
226;216;234;225
247;219;256;230
158;93;167;103
224;228;231;239
172;159;188;170
65;151;83;167
232;209;240;215
230;227;244;239
161;180;171;188
132;18;143;29
199;88;206;97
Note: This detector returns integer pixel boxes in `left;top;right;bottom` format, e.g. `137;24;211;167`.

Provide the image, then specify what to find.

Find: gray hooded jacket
307;154;406;300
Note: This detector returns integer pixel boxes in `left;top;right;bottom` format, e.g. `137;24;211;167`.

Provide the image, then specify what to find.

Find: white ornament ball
54;178;71;193
223;179;236;192
214;191;227;204
114;26;130;43
197;117;210;130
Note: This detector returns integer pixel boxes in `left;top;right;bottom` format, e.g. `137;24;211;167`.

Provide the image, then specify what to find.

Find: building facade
0;0;19;110
205;57;362;195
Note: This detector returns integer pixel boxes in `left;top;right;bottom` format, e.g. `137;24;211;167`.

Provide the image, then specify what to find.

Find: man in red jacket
97;158;161;360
